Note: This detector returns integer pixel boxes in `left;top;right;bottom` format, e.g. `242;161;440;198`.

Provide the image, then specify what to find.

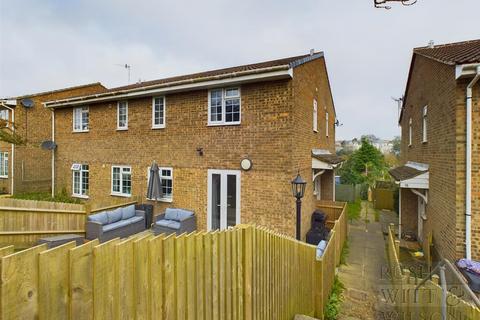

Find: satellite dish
41;140;57;150
21;98;34;108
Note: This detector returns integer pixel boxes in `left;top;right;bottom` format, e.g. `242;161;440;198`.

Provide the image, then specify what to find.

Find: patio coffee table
37;234;84;248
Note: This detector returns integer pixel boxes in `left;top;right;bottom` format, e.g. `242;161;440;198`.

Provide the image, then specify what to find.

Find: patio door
207;170;241;231
417;196;425;243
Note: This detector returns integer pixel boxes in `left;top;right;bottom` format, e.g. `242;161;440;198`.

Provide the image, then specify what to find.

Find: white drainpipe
51;109;55;197
465;65;480;260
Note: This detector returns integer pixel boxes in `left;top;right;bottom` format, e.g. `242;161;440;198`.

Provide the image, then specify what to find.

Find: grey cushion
107;208;123;224
103;219;130;232
122;205;136;220
88;212;108;225
164;208;193;222
176;209;193;221
164;208;178;221
155;219;181;230
126;216;143;224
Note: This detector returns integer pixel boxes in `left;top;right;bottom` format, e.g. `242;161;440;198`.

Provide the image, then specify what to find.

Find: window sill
110;193;132;198
207;122;241;127
72;194;89;199
72;130;89;133
422;141;428;144
0;176;8;179
151;126;166;130
117;127;128;131
147;197;173;203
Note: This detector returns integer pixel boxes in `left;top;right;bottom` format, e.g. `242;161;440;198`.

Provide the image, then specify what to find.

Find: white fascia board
312;157;333;170
456;63;480;80
45;68;293;108
399;172;429;189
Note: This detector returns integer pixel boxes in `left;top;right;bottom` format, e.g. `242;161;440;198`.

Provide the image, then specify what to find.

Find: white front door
417;196;425;243
207;170;241;231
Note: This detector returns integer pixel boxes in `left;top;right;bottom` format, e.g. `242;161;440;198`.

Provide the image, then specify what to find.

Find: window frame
313;99;318;132
152;96;166;129
422;105;428;143
73;106;89;132
117;101;128;130
0;109;9;127
147;166;173;202
325;112;329;137
111;165;132;197
208;87;241;126
72;163;89;198
408;117;413;146
0;152;8;178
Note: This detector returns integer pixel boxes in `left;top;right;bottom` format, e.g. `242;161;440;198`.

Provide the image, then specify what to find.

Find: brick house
0;83;106;194
44;52;340;238
390;40;480;261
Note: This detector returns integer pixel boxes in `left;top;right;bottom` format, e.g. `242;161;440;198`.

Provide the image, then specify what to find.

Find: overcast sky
0;0;479;139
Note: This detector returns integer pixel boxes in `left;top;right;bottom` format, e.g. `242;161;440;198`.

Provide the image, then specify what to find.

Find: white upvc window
147;166;173;202
326;112;329;137
422;105;428;143
152;97;166;129
409;118;413;146
71;163;89;197
313;99;318;132
73;107;89;132
0;152;8;178
111;165;132;197
0;109;9;127
208;88;241;125
117;101;128;130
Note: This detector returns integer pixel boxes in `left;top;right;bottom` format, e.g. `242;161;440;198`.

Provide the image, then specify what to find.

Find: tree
0;119;24;145
338;138;388;185
391;136;401;157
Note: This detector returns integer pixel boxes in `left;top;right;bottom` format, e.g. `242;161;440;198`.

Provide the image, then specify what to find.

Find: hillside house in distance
44;52;342;239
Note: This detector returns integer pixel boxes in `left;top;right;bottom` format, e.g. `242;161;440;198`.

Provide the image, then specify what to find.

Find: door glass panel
226;174;237;227
211;174;221;230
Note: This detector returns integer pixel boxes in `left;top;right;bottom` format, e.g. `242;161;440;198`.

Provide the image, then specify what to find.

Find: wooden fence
0;198;138;248
0;202;347;320
386;224;480;319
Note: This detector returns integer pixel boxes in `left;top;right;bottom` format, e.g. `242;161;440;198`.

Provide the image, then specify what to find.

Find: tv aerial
374;0;417;9
115;64;132;84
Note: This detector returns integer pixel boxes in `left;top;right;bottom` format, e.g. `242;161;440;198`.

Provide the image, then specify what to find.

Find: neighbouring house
44;52;341;238
390;39;480;261
0;83;106;195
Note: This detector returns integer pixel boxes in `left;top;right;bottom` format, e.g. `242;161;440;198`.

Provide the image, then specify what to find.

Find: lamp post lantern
291;172;306;240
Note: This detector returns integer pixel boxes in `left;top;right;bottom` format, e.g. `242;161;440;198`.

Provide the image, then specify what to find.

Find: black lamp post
291;172;306;240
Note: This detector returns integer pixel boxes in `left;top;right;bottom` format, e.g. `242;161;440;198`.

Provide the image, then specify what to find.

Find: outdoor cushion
164;208;193;222
176;209;194;221
88;212;108;225
164;208;179;221
122;205;136;220
102;219;130;232
155;219;181;230
126;216;143;225
107;208;123;224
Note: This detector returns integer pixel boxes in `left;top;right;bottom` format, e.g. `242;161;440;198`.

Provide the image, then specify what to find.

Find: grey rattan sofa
152;208;196;235
86;204;146;242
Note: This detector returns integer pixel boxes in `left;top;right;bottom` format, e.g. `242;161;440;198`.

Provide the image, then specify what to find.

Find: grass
340;240;350;265
347;199;361;220
11;189;82;204
374;209;380;222
324;276;345;320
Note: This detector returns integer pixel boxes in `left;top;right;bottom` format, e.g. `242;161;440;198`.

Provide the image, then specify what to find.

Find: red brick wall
401;54;480;261
291;57;336;239
400;55;458;261
53;57;336;238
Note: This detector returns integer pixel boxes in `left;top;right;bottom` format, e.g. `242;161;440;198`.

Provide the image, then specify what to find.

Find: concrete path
337;202;395;320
